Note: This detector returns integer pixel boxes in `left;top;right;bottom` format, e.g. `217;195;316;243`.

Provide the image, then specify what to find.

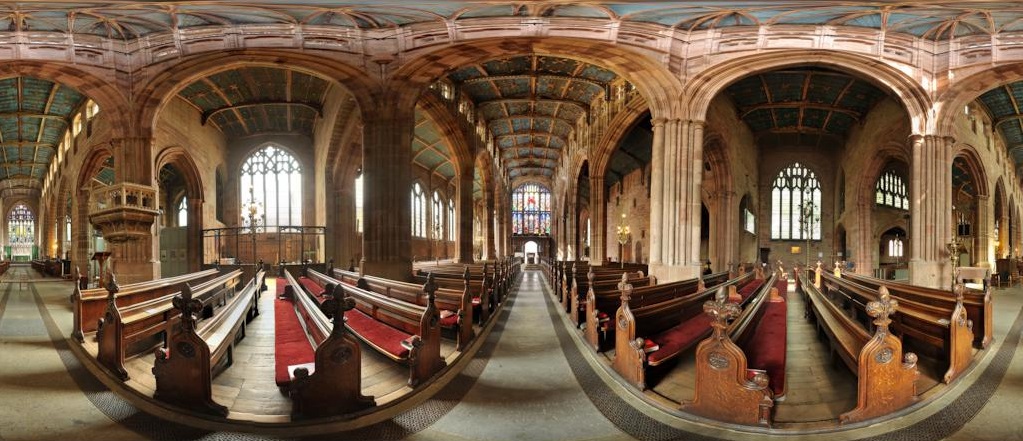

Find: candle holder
946;235;962;291
798;197;821;269
615;212;631;268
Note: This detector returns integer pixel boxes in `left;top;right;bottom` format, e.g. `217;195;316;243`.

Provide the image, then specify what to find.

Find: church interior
2;2;1023;440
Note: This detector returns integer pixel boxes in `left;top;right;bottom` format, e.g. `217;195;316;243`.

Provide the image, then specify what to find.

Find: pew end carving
96;272;129;380
683;289;774;426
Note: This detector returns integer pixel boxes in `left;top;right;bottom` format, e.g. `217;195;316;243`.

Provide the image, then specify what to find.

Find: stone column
329;185;358;267
909;135;954;288
649;119;704;282
708;191;737;271
187;198;203;272
589;173;607;265
361;107;414;281
456;168;474;263
100;137;158;283
975;195;991;268
998;203;1009;259
483;193;495;260
565;193;576;260
852;199;874;275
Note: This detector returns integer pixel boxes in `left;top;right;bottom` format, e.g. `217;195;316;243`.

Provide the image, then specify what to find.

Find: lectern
91;251;112;288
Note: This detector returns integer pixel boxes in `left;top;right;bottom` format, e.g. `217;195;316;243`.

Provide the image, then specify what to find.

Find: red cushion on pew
647;314;714;365
439;310;458;328
274;296;315;387
275;277;288;297
738;279;765;300
472;296;482;306
344;308;411;359
746;301;787;396
774;280;788;300
298;276;326;298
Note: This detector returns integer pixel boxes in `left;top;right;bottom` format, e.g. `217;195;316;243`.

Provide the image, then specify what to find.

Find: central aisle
410;270;634;441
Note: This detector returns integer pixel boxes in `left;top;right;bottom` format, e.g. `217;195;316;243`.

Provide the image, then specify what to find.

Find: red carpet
746;300;787;396
273;278;316;387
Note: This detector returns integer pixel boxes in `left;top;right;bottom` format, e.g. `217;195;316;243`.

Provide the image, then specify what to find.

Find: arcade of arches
3;2;1023;441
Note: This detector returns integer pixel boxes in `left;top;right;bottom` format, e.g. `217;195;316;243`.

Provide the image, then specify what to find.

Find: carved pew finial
172;283;204;333
359;257;366;277
302;260;309;277
104;271;120;304
866;286;898;333
320;284;356;334
618;272;628;291
704;287;741;340
424;272;438;303
834;261;842;277
953;283;966;303
327;258;333;275
814;261;823;288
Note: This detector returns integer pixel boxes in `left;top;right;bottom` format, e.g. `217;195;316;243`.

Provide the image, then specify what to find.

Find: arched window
771;162;821;240
888;238;904;258
448;199;456;241
240;145;301;227
512;183;551;236
432;191;442;240
9;204;35;260
876;169;908;210
740;194;755;234
354;174;364;234
65;215;71;243
177;197;188;227
412;183;425;237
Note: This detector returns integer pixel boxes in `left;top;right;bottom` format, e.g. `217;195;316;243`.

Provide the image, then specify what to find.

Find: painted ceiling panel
446;55;619;178
412;108;455;180
724;68;887;137
1002;123;1023;146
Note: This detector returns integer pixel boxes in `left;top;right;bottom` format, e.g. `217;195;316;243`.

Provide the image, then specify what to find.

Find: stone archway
155;147;205;275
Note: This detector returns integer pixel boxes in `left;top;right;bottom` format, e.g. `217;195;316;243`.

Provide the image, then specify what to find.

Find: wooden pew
683;277;788;426
151;269;265;415
841;270;992;349
820;268;974;383
95;269;244;380
570;268;656;326
583;271;732;351
799;270;919;424
562;264;635;314
330;264;475;351
72;267;220;341
413;263;495;324
302;268;446;387
0;260;9;276
612;272;768;389
277;269;375;417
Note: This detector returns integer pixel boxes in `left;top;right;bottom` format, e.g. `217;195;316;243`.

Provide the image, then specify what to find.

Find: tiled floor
1;265;1022;440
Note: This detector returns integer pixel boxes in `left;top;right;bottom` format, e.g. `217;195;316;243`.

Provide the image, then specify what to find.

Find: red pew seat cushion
298;276;326;299
274;296;315;387
439;310;458;328
737;279;765;300
647;314;714;365
472;296;482;306
746;301;787;396
345;308;411;359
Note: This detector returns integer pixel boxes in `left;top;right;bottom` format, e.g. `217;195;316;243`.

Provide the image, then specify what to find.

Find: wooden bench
413;263;496;324
683;277;788;426
0;260;9;277
562;264;639;314
151;269;265;415
612;273;770;389
570;268;656;326
820;267;974;383
276;269;375;417
301;268;446;387
841;270;992;349
799;270;918;424
330;264;475;351
95;269;245;380
583;271;733;351
72;267;220;342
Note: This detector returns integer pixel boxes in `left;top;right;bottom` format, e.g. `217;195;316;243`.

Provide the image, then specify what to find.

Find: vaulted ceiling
976;82;1023;171
413;108;455;182
5;3;1023;41
0;76;86;189
177;67;330;138
723;68;889;144
447;55;618;180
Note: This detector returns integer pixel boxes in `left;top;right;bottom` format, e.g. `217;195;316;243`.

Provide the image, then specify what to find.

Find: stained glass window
240;145;301;227
771;163;821;240
512;183;552;236
8;204;34;245
412;183;425;237
888;238;904;257
875;169;908;210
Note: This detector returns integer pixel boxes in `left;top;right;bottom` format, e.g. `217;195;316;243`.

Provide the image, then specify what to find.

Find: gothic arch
589;95;651;184
953;144;990;198
133;49;378;139
936;63;1023;137
685;50;931;134
387;37;685;122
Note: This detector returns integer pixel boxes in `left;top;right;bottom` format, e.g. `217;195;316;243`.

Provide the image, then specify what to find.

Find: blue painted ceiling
723;68;888;139
3;2;1023;40
976;83;1023;170
447;55;618;179
413;108;455;181
0;76;85;185
177;66;330;138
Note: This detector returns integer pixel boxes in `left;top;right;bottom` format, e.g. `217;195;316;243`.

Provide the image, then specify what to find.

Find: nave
2;266;1023;441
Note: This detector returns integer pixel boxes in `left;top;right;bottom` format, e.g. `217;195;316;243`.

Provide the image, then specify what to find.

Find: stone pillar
976;195;991;269
98;137;159;283
852;198;874;275
998;203;1009;259
483;194;495;260
909;135;954;288
707;191;737;271
362;107;414;281
456;168;474;263
329;185;358;266
649;119;704;282
187;198;203;272
589;174;607;265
